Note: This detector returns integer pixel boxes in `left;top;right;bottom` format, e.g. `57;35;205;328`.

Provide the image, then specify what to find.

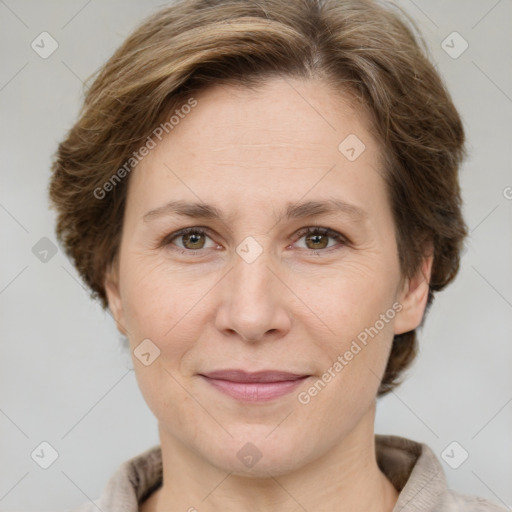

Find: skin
105;77;433;512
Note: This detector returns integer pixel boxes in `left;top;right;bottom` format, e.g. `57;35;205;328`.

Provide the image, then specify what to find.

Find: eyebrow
142;198;367;224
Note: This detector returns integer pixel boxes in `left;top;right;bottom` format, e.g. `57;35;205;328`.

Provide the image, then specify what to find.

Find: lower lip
201;376;309;402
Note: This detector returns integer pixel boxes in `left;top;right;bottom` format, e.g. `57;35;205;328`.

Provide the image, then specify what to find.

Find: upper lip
199;370;309;383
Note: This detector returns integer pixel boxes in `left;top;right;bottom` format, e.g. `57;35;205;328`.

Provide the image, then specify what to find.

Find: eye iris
183;232;205;249
177;230;333;251
306;232;328;249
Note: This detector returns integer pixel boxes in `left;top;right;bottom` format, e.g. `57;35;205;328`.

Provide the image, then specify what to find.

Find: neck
142;406;398;512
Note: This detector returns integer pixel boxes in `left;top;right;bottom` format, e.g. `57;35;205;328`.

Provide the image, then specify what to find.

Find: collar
92;435;493;511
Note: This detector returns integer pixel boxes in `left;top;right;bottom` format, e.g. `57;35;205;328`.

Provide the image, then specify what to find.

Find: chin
199;430;317;478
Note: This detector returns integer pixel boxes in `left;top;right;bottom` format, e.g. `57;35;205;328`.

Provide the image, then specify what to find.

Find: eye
162;227;218;254
160;226;348;256
293;226;347;253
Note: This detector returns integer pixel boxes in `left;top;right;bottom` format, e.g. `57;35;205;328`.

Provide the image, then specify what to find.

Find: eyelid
161;225;349;255
290;226;349;254
161;226;216;250
293;226;348;243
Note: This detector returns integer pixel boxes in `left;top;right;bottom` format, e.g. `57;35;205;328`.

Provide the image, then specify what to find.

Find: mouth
198;369;311;402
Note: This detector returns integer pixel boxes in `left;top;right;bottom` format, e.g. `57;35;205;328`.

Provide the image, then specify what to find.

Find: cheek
131;359;206;447
300;312;395;431
301;261;399;398
303;258;399;339
120;259;206;424
120;255;217;399
120;255;206;340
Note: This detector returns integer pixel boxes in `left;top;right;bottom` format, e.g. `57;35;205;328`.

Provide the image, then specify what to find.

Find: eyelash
160;226;348;257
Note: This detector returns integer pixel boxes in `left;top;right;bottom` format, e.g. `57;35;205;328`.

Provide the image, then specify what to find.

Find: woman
49;0;507;511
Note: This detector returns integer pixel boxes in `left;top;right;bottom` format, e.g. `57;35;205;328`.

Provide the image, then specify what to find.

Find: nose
214;247;292;343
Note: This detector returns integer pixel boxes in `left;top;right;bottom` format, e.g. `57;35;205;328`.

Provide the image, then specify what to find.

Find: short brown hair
48;0;467;396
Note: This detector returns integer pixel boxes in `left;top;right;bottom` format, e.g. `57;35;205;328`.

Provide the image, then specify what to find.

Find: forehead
174;77;373;150
126;77;386;220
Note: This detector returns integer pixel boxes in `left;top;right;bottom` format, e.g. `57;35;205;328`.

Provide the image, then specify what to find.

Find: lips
198;369;310;402
200;369;308;383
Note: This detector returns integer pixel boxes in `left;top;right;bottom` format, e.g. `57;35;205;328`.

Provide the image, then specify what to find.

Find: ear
104;261;128;336
394;251;434;336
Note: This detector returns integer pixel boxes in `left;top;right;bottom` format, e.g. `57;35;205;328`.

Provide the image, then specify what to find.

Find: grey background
1;0;511;510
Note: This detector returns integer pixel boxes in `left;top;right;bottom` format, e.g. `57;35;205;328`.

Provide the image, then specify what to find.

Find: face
105;77;431;477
